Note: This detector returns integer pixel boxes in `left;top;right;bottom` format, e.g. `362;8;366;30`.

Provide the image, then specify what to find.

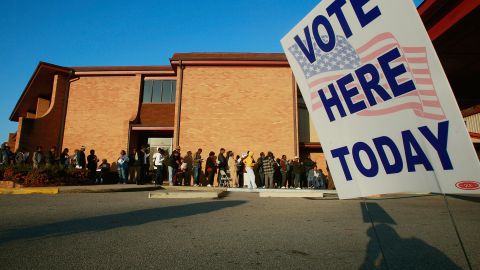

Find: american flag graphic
289;32;446;121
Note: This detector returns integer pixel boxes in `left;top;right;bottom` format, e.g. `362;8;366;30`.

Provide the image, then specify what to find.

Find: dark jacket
134;151;145;166
218;153;227;170
303;158;316;172
87;154;98;170
206;157;217;174
168;152;180;169
46;151;56;165
292;161;304;174
77;151;86;167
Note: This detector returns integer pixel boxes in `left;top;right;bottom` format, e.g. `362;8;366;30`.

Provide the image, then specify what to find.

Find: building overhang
170;52;290;68
9;62;72;122
419;0;480;109
72;65;175;76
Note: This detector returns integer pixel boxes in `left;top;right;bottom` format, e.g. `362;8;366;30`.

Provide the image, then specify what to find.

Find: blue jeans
193;165;201;185
168;166;174;185
294;173;301;188
118;167;128;184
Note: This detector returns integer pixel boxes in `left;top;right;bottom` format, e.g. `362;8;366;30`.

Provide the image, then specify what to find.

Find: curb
59;186;162;194
0;187;59;195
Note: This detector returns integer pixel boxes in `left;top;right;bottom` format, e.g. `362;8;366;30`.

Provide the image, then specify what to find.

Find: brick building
8;53;328;171
7;0;479;170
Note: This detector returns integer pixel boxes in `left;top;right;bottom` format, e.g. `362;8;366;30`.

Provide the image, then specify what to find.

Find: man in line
152;148;165;186
193;148;203;186
263;152;276;189
256;152;265;188
217;148;227;187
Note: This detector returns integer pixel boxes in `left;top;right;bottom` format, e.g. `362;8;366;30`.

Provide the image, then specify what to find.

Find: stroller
219;170;231;187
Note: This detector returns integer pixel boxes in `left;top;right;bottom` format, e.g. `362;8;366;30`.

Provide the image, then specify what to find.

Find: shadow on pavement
0;200;246;245
447;194;480;203
359;202;462;270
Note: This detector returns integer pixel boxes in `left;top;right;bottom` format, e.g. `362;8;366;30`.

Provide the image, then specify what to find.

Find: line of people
151;146;333;189
1;142;334;189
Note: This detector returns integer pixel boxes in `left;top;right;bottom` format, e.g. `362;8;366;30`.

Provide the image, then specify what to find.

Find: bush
24;169;50;187
0;164;95;187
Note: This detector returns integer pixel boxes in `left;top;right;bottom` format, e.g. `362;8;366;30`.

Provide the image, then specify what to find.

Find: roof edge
9;62;72;121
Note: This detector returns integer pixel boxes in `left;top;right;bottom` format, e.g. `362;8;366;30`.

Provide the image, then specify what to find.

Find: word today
331;120;453;180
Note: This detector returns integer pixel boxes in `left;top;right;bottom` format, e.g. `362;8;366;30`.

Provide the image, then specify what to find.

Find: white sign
281;0;480;199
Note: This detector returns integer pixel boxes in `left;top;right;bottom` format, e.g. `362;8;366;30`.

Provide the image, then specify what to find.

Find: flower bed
0;164;94;187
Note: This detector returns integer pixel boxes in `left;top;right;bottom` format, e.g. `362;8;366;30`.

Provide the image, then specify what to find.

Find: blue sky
0;0;424;142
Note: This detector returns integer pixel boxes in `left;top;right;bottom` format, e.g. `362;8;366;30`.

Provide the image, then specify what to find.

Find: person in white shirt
153;148;165;186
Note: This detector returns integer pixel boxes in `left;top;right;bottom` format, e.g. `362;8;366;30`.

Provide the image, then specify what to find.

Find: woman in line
243;151;257;189
87;149;99;181
227;151;238;188
117;150;129;184
205;151;217;187
152;148;165;186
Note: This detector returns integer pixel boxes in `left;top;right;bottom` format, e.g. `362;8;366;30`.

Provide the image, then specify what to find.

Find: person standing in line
32;146;44;169
15;147;28;165
71;149;79;169
256;152;265;188
193;148;203;187
227;151;238;188
236;155;245;188
4;146;14;165
46;146;57;168
77;146;86;169
243;151;257;189
280;155;288;188
263;152;276;189
168;150;179;186
87;149;99;181
143;145;150;183
117;150;129;184
128;149;135;184
97;159;110;184
292;156;303;189
205;151;217;187
59;148;70;169
274;157;282;188
134;148;146;185
216;148;227;187
152;148;165;186
183;151;193;186
303;154;316;188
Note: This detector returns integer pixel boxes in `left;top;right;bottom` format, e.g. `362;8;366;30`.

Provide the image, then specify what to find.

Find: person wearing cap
243;151;257;189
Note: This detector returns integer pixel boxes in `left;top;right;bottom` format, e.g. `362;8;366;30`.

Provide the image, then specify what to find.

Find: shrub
23;169;50;187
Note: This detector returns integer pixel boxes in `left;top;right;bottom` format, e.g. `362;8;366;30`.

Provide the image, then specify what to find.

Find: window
142;80;176;103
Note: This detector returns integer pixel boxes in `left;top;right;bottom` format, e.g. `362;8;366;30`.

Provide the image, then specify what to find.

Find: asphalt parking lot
0;191;478;269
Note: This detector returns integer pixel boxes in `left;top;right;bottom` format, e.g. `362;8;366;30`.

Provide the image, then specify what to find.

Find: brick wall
62;75;141;165
16;75;68;154
139;104;175;127
178;66;296;159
